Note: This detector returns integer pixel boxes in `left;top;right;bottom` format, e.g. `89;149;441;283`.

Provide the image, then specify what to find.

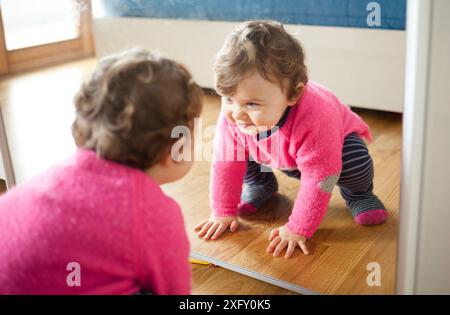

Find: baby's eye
246;102;259;108
225;97;233;104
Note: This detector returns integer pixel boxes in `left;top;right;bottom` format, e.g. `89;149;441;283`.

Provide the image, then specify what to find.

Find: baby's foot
238;177;278;215
346;194;388;225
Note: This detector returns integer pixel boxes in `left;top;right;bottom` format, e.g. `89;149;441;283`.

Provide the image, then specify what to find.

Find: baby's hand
194;216;239;240
266;225;309;258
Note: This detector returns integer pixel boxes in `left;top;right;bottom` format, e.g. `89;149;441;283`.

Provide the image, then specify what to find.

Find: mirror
90;0;405;294
5;0;446;295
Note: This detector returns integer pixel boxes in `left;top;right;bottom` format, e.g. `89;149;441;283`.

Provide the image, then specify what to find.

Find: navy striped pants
244;132;376;209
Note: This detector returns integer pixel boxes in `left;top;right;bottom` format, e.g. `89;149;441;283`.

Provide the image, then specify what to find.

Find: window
0;0;94;75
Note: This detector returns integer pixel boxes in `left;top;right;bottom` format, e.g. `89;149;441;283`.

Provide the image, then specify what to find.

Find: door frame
396;0;450;294
395;0;430;294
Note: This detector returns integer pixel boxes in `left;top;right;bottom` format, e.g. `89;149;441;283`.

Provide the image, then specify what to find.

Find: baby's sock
345;194;388;225
238;174;278;215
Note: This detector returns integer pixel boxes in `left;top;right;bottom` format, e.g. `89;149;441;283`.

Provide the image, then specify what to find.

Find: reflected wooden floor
0;58;402;295
0;180;6;195
0;59;96;183
163;96;402;295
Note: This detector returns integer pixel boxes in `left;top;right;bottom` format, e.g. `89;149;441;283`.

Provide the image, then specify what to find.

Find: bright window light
0;0;80;50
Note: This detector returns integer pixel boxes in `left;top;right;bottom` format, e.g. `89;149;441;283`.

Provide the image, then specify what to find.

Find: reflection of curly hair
72;48;203;170
215;20;308;100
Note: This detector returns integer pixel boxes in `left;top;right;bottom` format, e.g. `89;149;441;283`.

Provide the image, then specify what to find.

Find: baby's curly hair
215;20;308;100
72;48;203;170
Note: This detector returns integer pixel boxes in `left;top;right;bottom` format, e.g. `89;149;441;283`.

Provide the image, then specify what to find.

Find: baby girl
0;48;202;294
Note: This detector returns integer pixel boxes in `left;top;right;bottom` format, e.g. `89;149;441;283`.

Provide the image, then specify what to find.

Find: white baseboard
93;18;405;112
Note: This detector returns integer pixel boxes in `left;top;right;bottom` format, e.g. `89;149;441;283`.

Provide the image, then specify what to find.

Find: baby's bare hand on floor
194;216;239;240
266;225;309;258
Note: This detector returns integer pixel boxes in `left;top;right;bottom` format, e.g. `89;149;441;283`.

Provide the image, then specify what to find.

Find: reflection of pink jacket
210;81;372;238
0;149;190;294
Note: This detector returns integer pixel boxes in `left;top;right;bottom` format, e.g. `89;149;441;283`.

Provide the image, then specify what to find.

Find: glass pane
1;0;80;50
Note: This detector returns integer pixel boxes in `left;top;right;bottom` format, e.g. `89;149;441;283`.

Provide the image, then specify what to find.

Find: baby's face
221;71;297;135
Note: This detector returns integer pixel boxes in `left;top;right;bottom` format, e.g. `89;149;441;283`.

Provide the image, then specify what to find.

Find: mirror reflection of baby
0;49;203;294
195;21;388;258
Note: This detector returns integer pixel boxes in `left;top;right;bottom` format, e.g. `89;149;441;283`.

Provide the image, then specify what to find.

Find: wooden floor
0;58;402;295
0;58;97;183
0;180;6;194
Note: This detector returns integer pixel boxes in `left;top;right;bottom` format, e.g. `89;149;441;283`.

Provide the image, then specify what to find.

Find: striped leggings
244;133;382;215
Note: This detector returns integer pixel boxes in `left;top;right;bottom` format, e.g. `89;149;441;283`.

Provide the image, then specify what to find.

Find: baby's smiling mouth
236;121;259;135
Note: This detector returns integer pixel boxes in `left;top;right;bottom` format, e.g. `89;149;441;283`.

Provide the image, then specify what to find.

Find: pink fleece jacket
210;81;372;238
0;149;191;294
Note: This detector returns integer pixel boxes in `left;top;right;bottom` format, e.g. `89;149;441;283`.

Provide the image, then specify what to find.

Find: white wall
413;0;450;294
92;18;405;112
397;0;450;294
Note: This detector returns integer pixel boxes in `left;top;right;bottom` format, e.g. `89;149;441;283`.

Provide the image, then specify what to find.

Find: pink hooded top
210;81;372;238
0;149;191;294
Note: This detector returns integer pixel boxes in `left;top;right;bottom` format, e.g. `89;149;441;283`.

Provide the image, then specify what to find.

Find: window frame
0;0;94;76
